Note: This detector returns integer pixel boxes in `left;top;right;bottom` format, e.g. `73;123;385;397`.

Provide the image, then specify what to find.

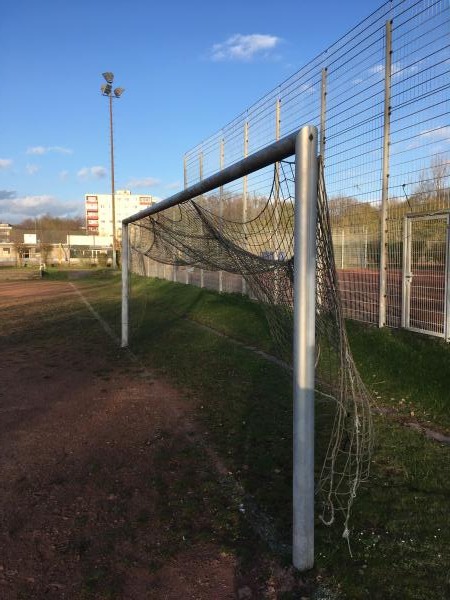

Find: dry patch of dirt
0;280;304;599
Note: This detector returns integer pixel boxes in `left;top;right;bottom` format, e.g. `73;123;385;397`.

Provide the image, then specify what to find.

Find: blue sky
0;0;385;223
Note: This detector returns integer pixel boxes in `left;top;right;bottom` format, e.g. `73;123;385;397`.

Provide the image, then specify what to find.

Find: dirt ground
0;280;303;599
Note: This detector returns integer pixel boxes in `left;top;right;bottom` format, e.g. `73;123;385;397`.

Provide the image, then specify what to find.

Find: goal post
121;221;129;348
293;126;318;570
121;125;320;570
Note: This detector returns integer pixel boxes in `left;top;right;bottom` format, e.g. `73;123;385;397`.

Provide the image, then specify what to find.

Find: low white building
85;190;154;239
0;228;113;267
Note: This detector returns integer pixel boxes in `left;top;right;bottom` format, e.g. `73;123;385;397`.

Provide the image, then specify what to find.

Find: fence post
274;99;282;302
242;121;249;295
184;155;190;285
446;215;450;341
379;19;392;327
274;98;281;251
199;149;205;288
293;125;318;571
320;68;327;160
364;226;368;269
121;222;129;348
219;138;225;292
401;215;410;329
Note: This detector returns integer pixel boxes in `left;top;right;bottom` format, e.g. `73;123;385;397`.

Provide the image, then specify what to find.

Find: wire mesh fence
164;0;449;339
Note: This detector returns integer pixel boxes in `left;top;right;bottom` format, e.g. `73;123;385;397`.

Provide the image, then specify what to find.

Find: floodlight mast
101;71;125;269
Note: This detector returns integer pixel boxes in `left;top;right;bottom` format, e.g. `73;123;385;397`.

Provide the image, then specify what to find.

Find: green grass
346;320;450;430
75;273;450;599
44;266;116;280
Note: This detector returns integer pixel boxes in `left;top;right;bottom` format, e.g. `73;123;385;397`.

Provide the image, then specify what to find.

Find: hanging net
128;158;374;541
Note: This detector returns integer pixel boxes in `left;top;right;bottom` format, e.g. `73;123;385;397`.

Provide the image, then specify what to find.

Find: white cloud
420;126;450;140
77;166;107;180
369;61;419;80
300;82;316;95
211;34;281;61
26;164;39;175
52;146;73;155
369;63;384;75
91;166;107;178
16;195;53;209
0;194;81;221
0;158;13;170
406;126;450;150
127;177;160;188
26;145;73;155
26;146;46;155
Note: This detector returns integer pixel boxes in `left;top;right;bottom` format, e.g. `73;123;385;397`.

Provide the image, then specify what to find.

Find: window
3;247;10;255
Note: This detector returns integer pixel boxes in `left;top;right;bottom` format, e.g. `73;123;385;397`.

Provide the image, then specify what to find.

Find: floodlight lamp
102;83;112;96
102;72;114;84
114;87;125;98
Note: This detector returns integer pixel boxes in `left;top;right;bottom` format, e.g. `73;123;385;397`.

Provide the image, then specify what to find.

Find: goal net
124;131;373;563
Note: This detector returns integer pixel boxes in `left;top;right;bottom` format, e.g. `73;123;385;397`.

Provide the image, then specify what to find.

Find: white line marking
69;282;120;345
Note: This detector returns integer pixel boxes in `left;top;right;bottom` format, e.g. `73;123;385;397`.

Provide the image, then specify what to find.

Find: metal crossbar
123;131;298;224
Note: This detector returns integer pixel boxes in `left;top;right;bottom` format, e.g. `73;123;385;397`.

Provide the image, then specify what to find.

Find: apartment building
85;190;154;238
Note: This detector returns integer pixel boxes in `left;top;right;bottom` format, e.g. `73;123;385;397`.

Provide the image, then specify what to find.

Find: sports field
0;274;309;599
1;271;449;599
0;278;223;597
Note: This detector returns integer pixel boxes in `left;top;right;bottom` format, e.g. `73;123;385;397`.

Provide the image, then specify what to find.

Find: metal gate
402;213;450;340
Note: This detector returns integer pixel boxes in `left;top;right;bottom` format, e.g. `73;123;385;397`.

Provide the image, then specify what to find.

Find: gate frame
402;210;450;341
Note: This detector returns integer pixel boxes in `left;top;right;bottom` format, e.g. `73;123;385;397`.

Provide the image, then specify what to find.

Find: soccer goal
120;125;372;571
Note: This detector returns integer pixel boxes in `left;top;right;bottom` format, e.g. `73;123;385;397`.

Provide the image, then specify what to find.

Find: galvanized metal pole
121;222;129;347
274;99;281;302
293;125;318;572
274;98;281;257
219;138;225;293
173;258;177;283
320;68;328;160
401;216;411;329
183;154;188;189
109;95;117;270
184;155;189;285
445;214;450;342
364;227;368;269
200;150;205;289
242;121;249;295
379;19;392;328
